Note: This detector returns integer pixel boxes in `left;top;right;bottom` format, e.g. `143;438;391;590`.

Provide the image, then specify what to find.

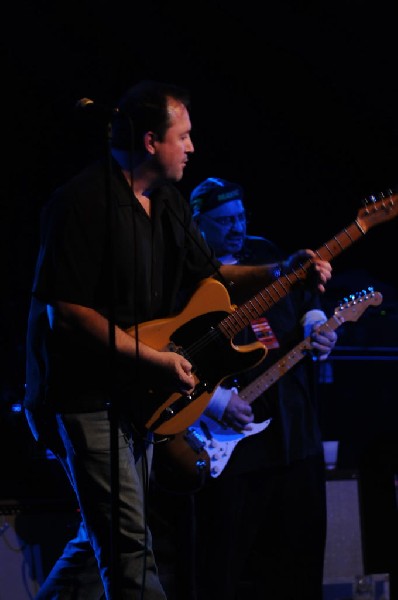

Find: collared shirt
24;159;220;415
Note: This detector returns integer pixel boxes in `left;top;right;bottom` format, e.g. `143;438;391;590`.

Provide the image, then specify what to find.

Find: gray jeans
26;409;167;600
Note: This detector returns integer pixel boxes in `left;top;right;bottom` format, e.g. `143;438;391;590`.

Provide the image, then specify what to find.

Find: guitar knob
195;460;207;472
211;453;221;461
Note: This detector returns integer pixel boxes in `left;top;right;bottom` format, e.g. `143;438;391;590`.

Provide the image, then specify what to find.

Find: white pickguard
188;413;272;478
162;289;382;484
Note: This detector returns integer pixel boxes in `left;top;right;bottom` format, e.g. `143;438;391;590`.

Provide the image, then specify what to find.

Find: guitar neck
238;289;383;405
217;219;365;340
238;315;340;405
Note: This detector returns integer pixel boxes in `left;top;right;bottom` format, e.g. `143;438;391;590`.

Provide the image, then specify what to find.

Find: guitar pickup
148;381;210;431
184;427;206;453
167;341;192;364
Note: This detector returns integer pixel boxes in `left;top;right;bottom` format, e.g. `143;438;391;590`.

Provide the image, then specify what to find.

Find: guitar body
155;415;272;490
154;289;383;488
127;190;397;435
127;278;267;434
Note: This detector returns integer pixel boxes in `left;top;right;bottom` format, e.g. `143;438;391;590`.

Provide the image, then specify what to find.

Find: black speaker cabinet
323;468;395;600
319;349;398;596
323;470;364;585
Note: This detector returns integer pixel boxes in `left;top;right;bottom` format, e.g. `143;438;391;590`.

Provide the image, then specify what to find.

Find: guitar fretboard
218;219;366;340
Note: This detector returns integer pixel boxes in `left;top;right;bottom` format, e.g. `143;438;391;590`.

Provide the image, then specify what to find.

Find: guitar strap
164;197;232;291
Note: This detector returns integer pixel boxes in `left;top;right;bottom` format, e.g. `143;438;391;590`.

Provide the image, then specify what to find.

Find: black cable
104;118;121;599
120;116;152;600
164;200;232;291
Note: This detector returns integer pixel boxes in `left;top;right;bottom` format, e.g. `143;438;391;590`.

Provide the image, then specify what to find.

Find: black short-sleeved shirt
221;236;325;472
24;159;220;416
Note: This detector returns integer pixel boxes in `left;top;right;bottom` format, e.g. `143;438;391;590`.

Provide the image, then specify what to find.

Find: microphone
75;98;120;116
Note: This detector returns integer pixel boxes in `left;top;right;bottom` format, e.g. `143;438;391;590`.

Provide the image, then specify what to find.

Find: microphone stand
104;116;121;598
106;111;139;598
77;99;140;595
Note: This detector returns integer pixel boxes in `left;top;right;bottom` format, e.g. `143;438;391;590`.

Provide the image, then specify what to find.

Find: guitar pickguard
154;289;383;487
144;311;266;433
129;278;267;434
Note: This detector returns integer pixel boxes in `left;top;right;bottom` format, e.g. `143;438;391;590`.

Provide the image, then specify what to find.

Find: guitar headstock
356;189;398;232
333;287;383;323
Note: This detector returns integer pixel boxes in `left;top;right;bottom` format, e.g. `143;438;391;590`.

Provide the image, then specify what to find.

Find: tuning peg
360;287;374;296
383;187;396;196
363;188;397;205
363;195;376;206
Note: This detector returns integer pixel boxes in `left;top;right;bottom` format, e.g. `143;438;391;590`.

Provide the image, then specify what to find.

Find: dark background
3;0;398;491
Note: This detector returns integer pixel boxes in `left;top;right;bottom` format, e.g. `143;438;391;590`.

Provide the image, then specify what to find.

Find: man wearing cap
155;177;337;600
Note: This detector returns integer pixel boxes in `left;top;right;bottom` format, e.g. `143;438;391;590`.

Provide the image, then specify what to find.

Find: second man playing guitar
152;176;338;600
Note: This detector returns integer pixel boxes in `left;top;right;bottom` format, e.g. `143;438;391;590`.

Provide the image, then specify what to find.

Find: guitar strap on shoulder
164;199;232;291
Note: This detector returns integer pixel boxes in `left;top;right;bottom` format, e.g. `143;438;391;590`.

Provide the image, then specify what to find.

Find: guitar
156;289;383;486
129;192;397;435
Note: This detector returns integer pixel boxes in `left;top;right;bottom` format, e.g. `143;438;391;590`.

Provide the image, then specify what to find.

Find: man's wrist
205;386;233;421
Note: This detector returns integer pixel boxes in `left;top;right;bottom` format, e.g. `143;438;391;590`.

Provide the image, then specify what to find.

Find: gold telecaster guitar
128;192;397;435
155;289;383;487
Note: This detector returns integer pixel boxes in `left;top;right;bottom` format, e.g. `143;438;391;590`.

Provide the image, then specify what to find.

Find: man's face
151;98;194;182
197;199;247;257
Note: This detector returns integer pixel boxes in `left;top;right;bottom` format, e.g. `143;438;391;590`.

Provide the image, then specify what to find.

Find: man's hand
222;389;254;431
155;351;195;395
284;249;332;293
310;323;338;361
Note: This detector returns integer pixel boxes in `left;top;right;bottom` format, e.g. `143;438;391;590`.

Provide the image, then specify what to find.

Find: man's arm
47;302;196;395
218;249;332;302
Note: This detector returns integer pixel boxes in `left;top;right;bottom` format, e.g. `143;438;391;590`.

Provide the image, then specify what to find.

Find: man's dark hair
111;80;191;151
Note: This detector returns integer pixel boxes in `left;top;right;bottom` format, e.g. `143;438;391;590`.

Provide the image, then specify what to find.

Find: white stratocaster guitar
155;289;382;487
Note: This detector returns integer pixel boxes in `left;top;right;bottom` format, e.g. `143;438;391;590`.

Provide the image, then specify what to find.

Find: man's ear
144;131;157;155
